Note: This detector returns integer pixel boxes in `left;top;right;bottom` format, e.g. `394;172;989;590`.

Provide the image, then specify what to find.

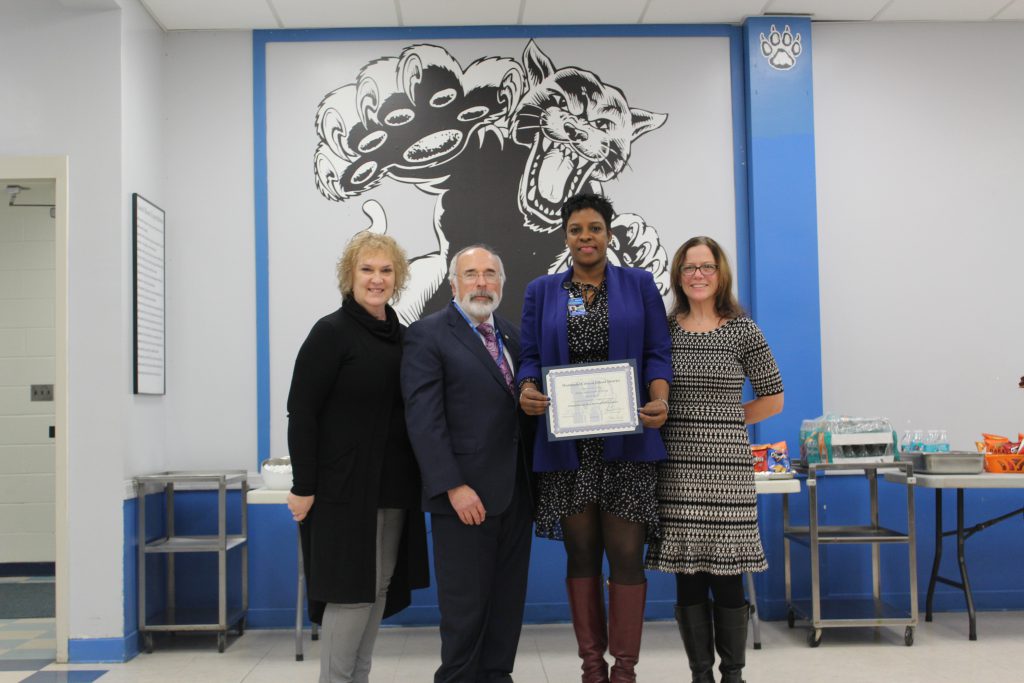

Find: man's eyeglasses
680;263;719;277
460;270;501;284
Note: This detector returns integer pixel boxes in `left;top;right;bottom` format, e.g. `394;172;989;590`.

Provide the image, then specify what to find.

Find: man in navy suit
402;245;534;683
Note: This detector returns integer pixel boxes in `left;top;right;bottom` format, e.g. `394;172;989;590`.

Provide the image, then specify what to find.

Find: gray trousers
320;508;405;683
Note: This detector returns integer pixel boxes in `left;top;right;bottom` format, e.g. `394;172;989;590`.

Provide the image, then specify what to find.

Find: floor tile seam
389;632;410;683
233;645;274;682
530;634;551;683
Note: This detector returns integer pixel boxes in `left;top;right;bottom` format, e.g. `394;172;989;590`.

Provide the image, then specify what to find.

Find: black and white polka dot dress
645;316;782;574
534;281;660;541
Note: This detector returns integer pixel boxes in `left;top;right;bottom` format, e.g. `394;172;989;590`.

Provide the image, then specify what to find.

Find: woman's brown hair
669;236;745;320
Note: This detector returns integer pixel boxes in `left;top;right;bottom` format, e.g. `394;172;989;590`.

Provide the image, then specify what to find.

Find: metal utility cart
783;461;918;647
135;470;249;653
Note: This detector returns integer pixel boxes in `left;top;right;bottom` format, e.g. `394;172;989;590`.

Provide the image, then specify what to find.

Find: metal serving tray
903;451;984;475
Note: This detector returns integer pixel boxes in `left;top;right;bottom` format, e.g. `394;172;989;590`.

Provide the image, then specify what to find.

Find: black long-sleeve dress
287;297;429;622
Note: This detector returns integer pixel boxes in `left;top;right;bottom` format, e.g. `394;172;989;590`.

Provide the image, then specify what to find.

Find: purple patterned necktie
477;323;514;390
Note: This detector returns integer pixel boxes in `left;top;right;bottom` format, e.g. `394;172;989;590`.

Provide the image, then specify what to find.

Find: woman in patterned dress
646;236;783;683
518;193;672;683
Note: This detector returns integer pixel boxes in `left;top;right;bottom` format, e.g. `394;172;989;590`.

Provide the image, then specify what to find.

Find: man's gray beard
460;291;501;319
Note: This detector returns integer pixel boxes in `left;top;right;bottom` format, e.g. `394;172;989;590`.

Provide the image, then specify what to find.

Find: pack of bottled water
798;414;898;464
899;430;950;454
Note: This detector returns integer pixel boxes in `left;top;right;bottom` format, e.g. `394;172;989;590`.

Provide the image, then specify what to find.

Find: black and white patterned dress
645;316;782;574
534;281;660;541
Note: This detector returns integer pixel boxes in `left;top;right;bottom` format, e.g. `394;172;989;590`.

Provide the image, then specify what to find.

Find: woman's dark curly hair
560;193;614;231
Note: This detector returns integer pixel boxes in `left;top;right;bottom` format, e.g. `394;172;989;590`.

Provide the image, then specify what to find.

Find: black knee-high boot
674;602;714;683
712;602;749;683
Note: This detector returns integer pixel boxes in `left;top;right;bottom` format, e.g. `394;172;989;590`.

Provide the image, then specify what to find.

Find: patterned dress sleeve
738;318;783;397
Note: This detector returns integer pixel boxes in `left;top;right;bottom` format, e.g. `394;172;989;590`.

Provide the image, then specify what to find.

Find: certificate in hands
543;360;642;441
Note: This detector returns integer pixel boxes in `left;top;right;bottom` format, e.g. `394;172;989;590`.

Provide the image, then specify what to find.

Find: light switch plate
31;384;54;401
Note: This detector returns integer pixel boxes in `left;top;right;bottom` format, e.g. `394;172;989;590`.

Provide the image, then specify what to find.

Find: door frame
0;156;69;662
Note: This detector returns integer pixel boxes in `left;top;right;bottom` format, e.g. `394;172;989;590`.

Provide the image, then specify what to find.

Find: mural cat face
512;40;667;232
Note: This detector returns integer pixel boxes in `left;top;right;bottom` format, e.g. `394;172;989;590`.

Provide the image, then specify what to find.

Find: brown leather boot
607;580;646;683
566;576;609;683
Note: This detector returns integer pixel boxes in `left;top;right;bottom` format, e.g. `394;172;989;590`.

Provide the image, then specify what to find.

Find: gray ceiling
136;0;1024;31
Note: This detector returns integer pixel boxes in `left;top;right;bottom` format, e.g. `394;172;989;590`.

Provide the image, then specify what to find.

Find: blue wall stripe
742;17;823;620
728;28;752;313
254;24;737;44
68;637;133;664
254;34;271;464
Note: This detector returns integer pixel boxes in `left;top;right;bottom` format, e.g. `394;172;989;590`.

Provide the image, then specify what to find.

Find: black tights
562;503;647;585
675;572;746;609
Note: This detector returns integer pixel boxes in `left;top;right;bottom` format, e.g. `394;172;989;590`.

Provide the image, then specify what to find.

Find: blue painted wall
741;15;824;620
120;484;1024;645
118;492;676;630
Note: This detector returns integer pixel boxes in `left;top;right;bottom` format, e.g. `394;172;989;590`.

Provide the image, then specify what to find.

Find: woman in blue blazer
518;193;671;683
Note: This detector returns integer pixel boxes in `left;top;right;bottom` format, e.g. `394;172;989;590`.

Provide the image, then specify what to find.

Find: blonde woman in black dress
646;236;783;683
287;232;429;683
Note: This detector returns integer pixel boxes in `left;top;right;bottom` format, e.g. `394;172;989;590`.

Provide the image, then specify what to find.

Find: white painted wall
121;0;167;477
0;0;123;640
0;0;165;640
0;182;56;563
813;22;1024;450
161;30;257;471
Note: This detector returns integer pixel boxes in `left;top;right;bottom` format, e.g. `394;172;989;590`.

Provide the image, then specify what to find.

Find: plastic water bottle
936;430;951;453
900;431;915;453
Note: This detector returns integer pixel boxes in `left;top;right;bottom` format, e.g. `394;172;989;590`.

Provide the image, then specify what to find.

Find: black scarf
342;296;401;343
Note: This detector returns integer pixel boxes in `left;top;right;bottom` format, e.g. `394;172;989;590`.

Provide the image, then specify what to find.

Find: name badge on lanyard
567;297;587;317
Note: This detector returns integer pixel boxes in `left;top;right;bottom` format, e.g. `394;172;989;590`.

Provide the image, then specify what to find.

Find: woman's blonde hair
336;232;410;303
669;235;745;319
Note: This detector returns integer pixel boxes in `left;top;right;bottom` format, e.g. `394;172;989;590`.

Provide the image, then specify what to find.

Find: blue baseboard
69;633;139;663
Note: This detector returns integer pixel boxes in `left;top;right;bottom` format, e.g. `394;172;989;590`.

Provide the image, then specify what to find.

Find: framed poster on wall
132;193;165;395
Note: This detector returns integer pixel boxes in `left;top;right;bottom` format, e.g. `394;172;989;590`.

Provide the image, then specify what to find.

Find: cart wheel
753;642;762;650
237;618;246;636
904;627;914;647
217;632;226;653
807;629;822;648
786;609;796;629
296;654;304;662
143;633;154;654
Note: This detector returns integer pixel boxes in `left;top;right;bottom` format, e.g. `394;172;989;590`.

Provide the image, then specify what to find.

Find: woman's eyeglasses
680;263;719;277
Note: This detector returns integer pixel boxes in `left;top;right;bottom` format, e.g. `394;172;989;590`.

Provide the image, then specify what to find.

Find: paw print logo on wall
760;25;802;70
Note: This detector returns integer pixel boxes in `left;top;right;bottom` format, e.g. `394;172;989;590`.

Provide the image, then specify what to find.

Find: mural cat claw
314;40;668;322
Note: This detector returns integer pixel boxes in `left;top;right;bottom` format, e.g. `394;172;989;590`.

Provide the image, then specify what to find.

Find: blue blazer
517;263;672;472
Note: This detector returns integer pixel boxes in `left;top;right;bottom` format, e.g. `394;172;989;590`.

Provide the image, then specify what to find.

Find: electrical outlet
31;384;54;401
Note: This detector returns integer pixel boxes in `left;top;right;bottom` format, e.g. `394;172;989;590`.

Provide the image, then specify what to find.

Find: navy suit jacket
517;263;672;472
402;303;531;516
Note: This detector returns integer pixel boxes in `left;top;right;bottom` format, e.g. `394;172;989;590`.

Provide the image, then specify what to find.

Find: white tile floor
22;610;1023;682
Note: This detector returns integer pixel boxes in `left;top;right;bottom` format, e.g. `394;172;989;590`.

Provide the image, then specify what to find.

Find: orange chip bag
982;433;1012;454
751;444;769;472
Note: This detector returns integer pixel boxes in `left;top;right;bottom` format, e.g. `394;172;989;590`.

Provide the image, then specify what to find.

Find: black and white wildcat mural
312;40;669;323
